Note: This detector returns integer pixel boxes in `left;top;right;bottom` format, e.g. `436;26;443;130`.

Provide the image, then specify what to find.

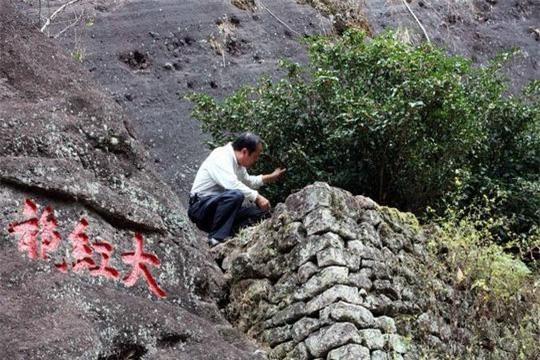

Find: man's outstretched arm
262;167;287;184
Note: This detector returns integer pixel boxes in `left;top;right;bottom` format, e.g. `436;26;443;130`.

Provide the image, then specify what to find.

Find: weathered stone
360;209;383;227
228;279;275;331
364;294;393;315
297;261;319;283
284;182;334;220
354;195;378;210
362;259;376;268
300;201;358;240
294;266;349;301
277;221;305;252
401;287;415;301
264;254;291;279
327;344;370;360
379;224;405;253
386;334;408;354
270;203;291;229
370;261;392;280
304;322;362;357
371;350;389;360
262;324;293;347
317;246;347;267
359;328;385;350
375;316;397;334
272;273;300;303
305;285;363;313
349;272;373;290
292;317;322;342
292;232;344;270
360;267;373;279
286;342;309;360
303;207;344;237
358;222;382;247
320;301;375;329
269;302;307;326
269;340;295;360
373;280;400;300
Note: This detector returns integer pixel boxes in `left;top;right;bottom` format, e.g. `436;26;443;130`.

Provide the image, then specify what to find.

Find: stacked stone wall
218;183;437;360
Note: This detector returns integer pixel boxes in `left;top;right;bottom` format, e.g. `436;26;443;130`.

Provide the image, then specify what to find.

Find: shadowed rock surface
0;2;265;358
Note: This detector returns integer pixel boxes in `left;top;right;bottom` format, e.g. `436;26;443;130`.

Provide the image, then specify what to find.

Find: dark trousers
188;190;269;241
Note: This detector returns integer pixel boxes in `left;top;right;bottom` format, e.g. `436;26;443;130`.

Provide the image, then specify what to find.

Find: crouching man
188;132;286;247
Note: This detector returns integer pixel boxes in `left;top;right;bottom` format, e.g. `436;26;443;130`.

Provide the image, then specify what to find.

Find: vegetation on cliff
189;30;539;357
189;30;539;254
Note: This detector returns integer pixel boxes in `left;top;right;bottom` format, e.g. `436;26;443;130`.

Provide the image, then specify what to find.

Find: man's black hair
232;132;262;154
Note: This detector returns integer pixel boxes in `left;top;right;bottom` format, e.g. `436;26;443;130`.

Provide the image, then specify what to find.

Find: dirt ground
15;0;539;206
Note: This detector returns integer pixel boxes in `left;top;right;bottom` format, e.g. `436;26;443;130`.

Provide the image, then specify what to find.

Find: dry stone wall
217;182;437;360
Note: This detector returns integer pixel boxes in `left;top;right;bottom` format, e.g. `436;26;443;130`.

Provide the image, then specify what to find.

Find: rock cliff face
0;2;263;358
216;182;512;359
17;0;538;204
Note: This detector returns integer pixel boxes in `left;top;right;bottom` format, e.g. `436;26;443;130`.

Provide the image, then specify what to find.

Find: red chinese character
90;240;120;280
122;233;166;298
68;218;96;272
8;199;39;259
8;199;61;260
38;206;62;260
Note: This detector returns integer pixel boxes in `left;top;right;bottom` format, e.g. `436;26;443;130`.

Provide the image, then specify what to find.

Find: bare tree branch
401;0;431;43
258;0;301;37
40;0;82;33
54;10;84;38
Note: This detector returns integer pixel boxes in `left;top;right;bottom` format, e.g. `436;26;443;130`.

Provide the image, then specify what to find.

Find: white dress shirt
190;143;263;202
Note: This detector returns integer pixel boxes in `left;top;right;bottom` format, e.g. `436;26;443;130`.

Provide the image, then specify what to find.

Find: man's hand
255;194;271;211
263;167;287;184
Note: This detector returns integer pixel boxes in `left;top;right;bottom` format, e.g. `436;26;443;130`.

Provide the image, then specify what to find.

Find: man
188;133;286;247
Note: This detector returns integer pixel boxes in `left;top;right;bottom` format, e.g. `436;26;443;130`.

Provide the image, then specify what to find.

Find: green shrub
425;214;539;359
187;30;539;248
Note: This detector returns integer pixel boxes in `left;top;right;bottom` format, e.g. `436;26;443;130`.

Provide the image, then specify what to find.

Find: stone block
327;344;370;360
270;301;307;326
262;324;292;347
268;340;295;360
305;285;362;313
386;334;408;354
297;261;319;283
292;232;344;270
320;301;375;329
292;317;322;342
317;246;347;267
371;350;389;360
277;221;305;252
294;266;349;301
304;322;362;357
359;328;385;350
349;272;373;290
375;316;396;334
286;342;309;360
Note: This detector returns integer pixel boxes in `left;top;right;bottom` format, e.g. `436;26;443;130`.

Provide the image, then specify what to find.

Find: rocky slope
0;2;264;358
16;0;539;206
19;0;330;206
3;1;539;359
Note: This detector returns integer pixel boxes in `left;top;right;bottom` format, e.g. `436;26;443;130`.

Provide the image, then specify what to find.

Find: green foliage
424;214;539;359
188;29;539;249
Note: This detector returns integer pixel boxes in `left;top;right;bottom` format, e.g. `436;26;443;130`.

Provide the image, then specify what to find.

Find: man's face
240;143;263;168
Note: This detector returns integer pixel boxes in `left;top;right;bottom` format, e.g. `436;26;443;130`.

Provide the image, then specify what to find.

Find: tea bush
188;30;539;249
